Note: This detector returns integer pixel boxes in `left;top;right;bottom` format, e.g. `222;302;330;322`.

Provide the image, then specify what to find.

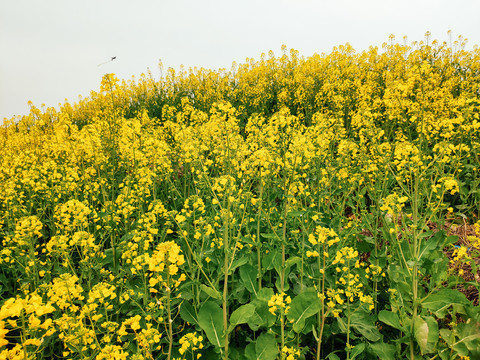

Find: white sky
1;0;479;121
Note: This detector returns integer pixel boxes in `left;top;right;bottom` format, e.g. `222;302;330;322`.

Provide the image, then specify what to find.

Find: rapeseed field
1;35;480;359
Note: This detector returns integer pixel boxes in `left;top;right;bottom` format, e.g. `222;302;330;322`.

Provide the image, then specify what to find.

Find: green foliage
198;301;224;349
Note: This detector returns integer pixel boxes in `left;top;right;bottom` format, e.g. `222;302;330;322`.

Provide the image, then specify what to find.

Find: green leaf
228;303;256;333
179;301;198;326
350;343;366;359
357;239;374;253
350;307;381;342
285;256;301;270
230;255;249;273
248;288;276;330
255;333;279;360
369;341;396;360
452;342;470;357
337;316;347;333
312;323;321;341
456;320;480;352
445;235;459;246
378;310;406;332
288;210;305;217
198;301;224;349
414;316;428;355
326;353;341;360
439;329;452;346
200;284;222;300
244;343;256;360
262;251;282;273
421;289;469;318
260;232;278;239
248;301;275;330
257;287;274;302
286;288;322;333
247;306;265;331
424;316;439;354
285;257;301;280
240;264;259;296
275;277;290;292
418;231;443;260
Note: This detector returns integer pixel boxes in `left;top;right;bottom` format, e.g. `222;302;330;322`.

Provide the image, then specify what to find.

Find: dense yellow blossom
268;292;292;315
0;35;478;359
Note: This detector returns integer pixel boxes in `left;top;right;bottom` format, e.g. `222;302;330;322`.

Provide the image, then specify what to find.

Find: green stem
280;201;288;355
410;171;420;360
346;298;352;360
223;202;230;360
166;285;173;360
316;242;326;360
257;177;264;290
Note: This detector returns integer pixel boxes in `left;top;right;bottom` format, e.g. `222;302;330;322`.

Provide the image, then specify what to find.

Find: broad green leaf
445;235;459;246
439;329;452;346
229;348;243;359
244;343;256;360
378;310;406;332
200;284;222;300
286;288;321;333
369;341;396;360
248;302;275;330
300;316;318;335
285;256;301;270
228;303;256;333
414;316;428;355
350;343;365;359
262;251;282;274
337;316;347;333
288;210;305;217
452;342;470;357
257;287;274;302
421;289;469;318
326;353;341;360
240;264;259;296
350;307;381;342
418;230;442;260
418;229;434;239
179;301;198;325
357;239;374;253
249;288;276;330
424;316;439;354
255;333;279;360
198;301;224;349
456;320;480;352
275;277;290;292
230;255;249;273
247;306;265;331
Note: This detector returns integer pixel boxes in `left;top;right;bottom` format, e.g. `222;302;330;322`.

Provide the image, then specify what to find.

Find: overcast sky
1;0;479;121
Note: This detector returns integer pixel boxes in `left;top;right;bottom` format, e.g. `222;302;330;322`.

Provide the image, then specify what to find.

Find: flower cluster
328;247;376;311
0;294;56;357
148;241;186;292
380;193;409;217
178;331;204;358
281;346;301;360
47;274;84;310
268;292;292;315
54;199;92;231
